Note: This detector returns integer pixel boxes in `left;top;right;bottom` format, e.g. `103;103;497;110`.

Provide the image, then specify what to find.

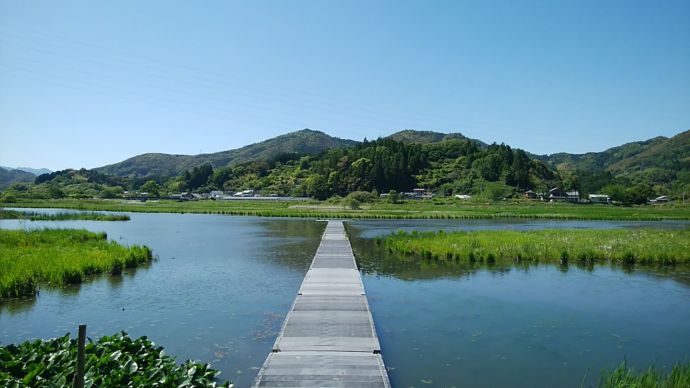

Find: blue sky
1;0;689;170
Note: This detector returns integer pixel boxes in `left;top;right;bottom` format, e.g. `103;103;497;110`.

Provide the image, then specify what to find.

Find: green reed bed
2;199;690;220
381;229;690;265
0;209;129;221
0;331;230;387
599;360;690;388
0;229;152;299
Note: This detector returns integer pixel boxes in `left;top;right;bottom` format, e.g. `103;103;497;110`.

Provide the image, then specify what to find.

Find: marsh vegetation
599;360;690;388
0;229;152;299
381;228;690;265
3;198;690;221
0;331;230;387
0;209;129;221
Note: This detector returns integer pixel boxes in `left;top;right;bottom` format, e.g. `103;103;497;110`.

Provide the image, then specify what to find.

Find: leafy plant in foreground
0;332;231;387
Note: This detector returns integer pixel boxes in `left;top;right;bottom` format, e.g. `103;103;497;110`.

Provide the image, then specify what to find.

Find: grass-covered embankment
0;229;152;299
599;360;690;388
3;198;690;220
381;229;690;265
0;209;129;221
0;331;231;387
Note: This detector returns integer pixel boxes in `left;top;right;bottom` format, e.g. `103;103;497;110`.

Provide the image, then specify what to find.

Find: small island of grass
0;229;152;299
600;360;690;388
0;209;129;221
381;229;690;265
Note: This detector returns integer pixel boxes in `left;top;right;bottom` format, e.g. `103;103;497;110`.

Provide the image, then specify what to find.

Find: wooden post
74;324;86;388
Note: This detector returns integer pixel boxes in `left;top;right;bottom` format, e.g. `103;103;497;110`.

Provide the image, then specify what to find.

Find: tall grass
0;229;152;299
0;209;129;221
382;229;690;265
1;199;689;220
599;360;690;388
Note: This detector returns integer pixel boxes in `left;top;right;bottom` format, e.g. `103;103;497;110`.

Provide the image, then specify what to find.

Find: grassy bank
381;229;690;265
0;229;152;299
0;331;230;387
600;360;690;388
2;198;690;220
0;209;129;221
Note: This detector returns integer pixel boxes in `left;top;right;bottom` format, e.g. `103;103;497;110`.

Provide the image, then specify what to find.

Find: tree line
2;137;685;204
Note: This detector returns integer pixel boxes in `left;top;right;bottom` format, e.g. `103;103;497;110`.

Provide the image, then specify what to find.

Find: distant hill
96;129;357;179
6;127;689;202
387;129;486;147
538;129;690;183
0;166;52;176
0;167;35;189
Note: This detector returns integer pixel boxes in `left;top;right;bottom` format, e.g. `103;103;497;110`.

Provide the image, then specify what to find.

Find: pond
2;211;689;387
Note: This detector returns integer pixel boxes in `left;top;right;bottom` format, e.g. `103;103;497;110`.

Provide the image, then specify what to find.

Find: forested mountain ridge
2;129;688;203
0;166;52;176
0;167;36;190
386;129;486;147
537;129;690;191
95;129;357;180
537;136;669;172
169;137;556;200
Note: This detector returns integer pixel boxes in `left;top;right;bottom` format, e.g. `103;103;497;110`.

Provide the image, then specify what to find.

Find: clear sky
1;0;689;170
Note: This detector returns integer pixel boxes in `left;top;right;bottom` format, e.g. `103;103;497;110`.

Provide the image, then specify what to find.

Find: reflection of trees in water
255;219;326;270
1;296;37;315
348;224;690;287
351;233;515;280
0;265;150;316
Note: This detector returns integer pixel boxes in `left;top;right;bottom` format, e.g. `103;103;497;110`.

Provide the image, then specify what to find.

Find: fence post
74;324;86;388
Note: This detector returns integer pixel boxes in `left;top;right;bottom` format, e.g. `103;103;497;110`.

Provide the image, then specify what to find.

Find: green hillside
386;129;484;145
538;136;669;172
0;167;35;190
95;129;357;180
538;129;690;191
3;129;688;204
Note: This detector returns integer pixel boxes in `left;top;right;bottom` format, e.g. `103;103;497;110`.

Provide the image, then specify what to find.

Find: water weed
0;229;152;299
383;229;690;265
0;209;129;221
0;331;231;387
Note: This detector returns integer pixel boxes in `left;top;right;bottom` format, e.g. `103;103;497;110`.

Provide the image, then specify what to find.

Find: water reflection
2;211;689;387
347;221;690;288
0;262;152;316
254;218;325;270
0;214;324;388
347;220;690;387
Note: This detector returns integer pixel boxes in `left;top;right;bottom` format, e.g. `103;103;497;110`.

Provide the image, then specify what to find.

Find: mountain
387;129;486;147
96;129;357;179
538;129;690;183
0;166;52;176
0;167;35;190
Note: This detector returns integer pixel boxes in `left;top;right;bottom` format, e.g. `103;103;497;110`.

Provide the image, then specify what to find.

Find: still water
2;211;689;387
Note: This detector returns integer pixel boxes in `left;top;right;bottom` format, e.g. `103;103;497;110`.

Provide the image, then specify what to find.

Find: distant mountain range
93;127;689;184
95;129;357;180
0;167;37;189
536;130;690;180
94;128;489;180
386;129;486;147
3;128;688;192
1;166;52;176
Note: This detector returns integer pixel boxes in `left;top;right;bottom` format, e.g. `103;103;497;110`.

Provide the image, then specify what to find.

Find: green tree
345;197;361;210
140;180;161;197
48;184;65;199
99;186;123;198
387;190;401;204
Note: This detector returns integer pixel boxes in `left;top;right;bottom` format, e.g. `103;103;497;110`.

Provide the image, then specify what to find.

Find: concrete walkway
253;220;390;387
